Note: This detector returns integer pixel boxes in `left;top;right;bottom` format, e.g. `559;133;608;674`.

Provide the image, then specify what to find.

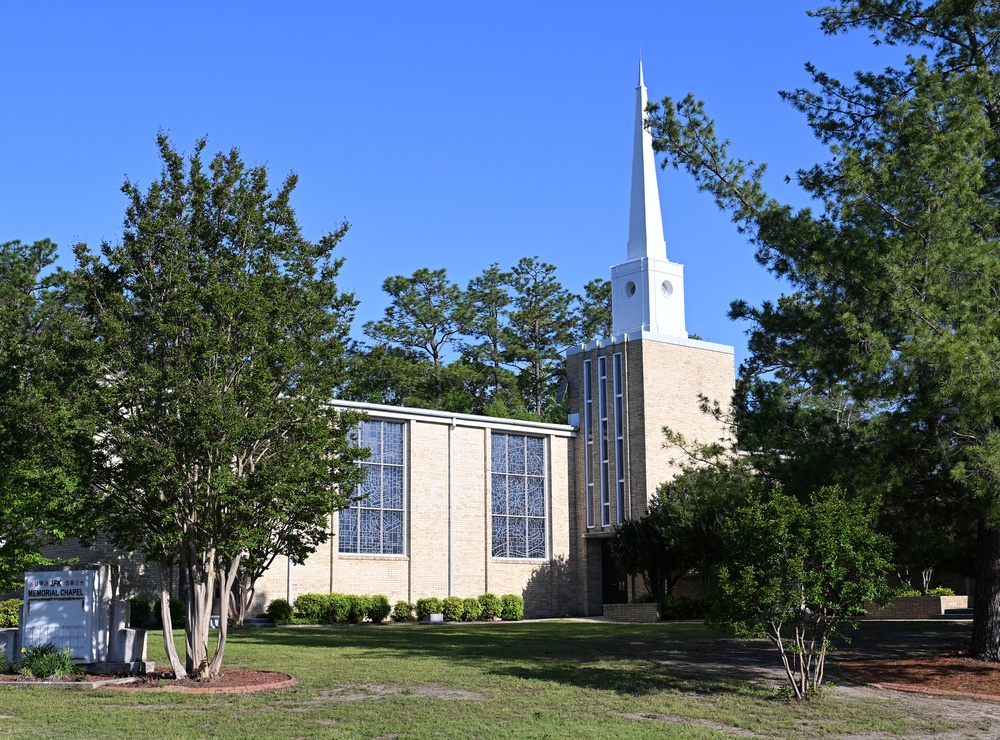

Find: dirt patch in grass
102;669;297;694
841;652;1000;701
289;683;486;707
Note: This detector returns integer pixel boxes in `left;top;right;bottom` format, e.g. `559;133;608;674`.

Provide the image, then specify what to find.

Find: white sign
22;566;111;663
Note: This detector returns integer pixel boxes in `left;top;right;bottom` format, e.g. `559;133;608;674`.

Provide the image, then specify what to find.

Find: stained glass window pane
526;437;545;476
508;436;525;474
491;516;507;557
383;422;404;465
508;517;527;558
527;478;544;517
491;475;507;515
383;466;403;509
383;510;403;554
508;476;526;516
338;508;358;553
491;434;507;473
362;465;382;508
527;518;546;558
361;421;382;464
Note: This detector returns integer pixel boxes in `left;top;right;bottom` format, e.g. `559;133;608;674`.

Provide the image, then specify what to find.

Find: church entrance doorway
601;539;627;604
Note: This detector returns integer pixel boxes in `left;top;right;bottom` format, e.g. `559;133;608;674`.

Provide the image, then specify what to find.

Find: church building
50;65;735;617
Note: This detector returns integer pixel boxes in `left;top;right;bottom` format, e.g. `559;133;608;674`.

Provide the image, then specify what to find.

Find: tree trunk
971;520;1000;661
159;576;186;678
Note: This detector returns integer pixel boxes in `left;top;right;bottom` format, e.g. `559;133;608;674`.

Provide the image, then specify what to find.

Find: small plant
500;594;524;621
442;596;464;622
478;593;502;620
368;595;391;624
415;597;443;619
293;593;327;624
265;598;293;624
461;597;482;621
661;595;708;620
327;593;353;623
0;599;22;628
349;595;372;623
129;597;153;627
16;643;79;679
153;598;186;626
392;600;415;622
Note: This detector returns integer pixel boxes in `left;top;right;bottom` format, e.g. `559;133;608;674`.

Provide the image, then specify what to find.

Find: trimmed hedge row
284;593;393;624
0;599;22;628
393;593;523;622
267;592;526;625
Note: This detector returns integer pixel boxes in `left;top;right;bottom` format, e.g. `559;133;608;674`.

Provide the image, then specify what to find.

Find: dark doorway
601;539;628;604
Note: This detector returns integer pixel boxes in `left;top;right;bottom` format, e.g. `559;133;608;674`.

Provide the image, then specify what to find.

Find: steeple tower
611;62;687;339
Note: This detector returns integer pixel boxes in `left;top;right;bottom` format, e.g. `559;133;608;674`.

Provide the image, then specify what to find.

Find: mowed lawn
0;620;982;738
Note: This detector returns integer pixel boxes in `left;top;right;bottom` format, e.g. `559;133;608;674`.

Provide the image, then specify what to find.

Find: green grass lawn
0;621;977;739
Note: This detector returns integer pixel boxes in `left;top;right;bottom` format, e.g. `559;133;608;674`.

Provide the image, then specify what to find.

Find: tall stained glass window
598;356;610;527
491;433;546;559
613;352;626;523
584;358;594;528
339;420;405;555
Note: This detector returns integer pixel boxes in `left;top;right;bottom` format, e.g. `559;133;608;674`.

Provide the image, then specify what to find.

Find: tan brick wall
39;536;171;601
861;595;969;619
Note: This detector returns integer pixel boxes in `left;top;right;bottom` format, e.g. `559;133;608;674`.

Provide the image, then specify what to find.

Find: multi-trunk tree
74;135;365;679
649;0;1000;660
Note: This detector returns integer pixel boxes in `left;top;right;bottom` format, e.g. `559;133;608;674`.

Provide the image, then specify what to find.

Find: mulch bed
0;669;298;694
839;653;1000;701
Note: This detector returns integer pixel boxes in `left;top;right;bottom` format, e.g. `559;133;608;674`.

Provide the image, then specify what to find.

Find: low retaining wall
602;603;661;622
862;595;968;620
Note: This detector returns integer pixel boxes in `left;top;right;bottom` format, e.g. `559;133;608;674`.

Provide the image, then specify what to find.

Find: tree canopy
648;0;1000;659
74;135;365;678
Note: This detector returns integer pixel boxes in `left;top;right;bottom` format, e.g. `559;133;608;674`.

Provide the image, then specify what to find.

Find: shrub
349;595;372;623
16;643;79;679
0;599;22;628
265;598;294;624
368;595;391;624
293;593;328;624
631;593;657;604
153;598;185;626
327;593;353;623
661;595;708;620
500;594;524;621
461;597;482;622
392;600;415;622
415;597;443;619
129;597;152;627
442;596;464;622
927;587;956;596
478;593;502;620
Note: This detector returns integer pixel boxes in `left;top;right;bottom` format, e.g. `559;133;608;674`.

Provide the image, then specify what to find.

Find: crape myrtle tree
648;1;1000;661
74;135;365;679
0;239;94;591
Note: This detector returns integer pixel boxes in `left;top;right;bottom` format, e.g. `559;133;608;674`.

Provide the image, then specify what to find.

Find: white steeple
611;61;687;339
627;62;667;262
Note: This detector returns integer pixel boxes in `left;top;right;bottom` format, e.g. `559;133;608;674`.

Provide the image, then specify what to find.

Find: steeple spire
626;61;667;262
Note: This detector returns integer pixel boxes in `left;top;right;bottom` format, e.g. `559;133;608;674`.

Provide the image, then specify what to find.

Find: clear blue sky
2;2;905;367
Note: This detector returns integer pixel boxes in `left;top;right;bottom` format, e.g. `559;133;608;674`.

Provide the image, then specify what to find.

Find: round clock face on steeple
624;281;637;298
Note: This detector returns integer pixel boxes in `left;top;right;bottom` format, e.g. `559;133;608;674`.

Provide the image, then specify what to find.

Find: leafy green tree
649;1;1000;660
363;268;471;408
576;277;612;343
74;135;365;679
610;513;683;601
460;263;517;408
505;257;577;419
0;239;94;591
711;486;893;700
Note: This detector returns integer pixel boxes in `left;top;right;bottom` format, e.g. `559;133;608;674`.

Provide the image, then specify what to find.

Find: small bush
461;597;482;622
368;595;391;624
631;593;657;604
129;597;152;627
392;600;415;622
442;596;464;622
16;643;79;678
153;598;186;626
349;595;372;623
478;593;502;621
294;593;328;624
415;597;443;619
265;598;293;624
0;599;22;628
327;593;353;623
661;595;708;620
500;594;524;621
927;587;956;596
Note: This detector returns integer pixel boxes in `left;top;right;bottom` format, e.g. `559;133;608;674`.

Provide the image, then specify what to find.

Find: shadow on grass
226;621;776;697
